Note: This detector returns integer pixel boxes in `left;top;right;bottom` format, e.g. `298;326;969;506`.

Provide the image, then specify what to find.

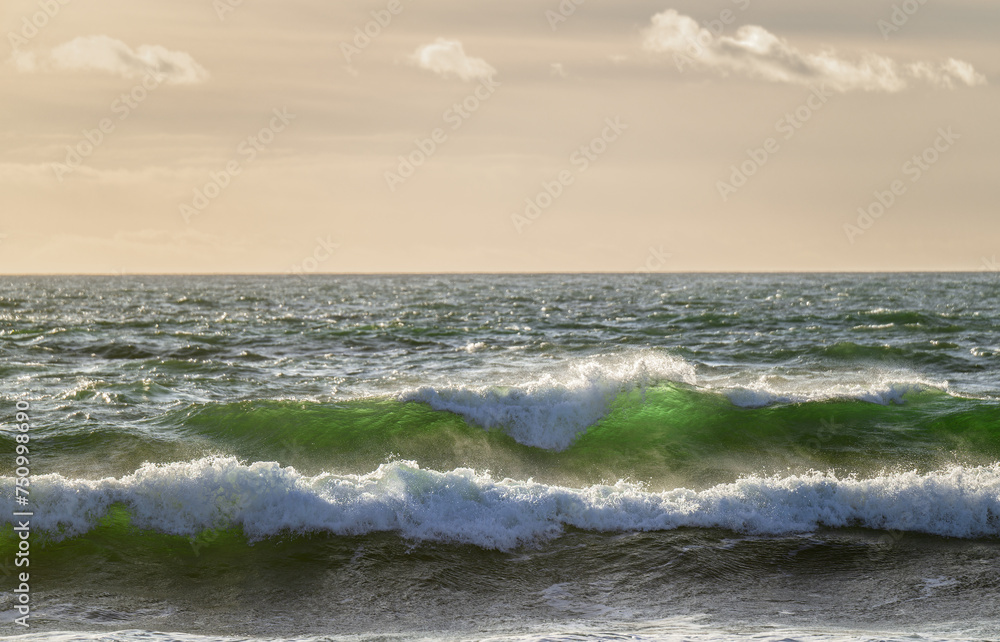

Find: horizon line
1;270;997;277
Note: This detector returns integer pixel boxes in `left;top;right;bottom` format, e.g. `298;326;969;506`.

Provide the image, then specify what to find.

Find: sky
1;0;998;274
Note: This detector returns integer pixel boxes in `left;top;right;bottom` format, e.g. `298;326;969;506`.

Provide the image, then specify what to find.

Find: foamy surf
395;353;960;449
398;351;696;450
5;457;999;550
713;371;950;408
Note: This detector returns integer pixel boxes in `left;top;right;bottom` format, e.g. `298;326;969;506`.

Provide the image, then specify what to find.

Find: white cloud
409;38;496;82
9;35;209;85
642;9;986;93
0;162;56;184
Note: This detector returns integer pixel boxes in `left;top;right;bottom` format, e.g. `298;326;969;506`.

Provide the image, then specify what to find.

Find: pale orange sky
1;0;998;274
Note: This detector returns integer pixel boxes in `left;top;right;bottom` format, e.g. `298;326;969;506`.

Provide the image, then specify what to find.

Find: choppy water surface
1;274;998;639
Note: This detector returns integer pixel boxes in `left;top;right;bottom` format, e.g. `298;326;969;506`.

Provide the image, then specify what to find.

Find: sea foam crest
5;457;999;550
399;352;696;450
716;371;950;409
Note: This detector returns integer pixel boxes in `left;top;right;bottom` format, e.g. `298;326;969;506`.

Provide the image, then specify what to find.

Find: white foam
396;351;958;448
6;457;999;550
714;371;949;409
398;351;696;450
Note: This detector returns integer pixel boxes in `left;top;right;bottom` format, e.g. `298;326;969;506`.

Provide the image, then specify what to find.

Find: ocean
1;273;998;641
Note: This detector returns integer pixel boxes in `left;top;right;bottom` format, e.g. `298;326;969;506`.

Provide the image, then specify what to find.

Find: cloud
642;9;986;92
9;35;209;85
409;38;496;82
0;162;202;185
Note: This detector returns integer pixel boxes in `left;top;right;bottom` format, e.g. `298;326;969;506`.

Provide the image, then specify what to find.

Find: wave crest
719;373;949;408
5;457;999;550
399;352;696;450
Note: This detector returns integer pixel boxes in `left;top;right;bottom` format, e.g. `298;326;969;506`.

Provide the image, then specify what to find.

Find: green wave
9;385;998;487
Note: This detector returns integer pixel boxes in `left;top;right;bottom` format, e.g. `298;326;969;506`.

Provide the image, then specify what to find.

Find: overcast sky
2;0;998;273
